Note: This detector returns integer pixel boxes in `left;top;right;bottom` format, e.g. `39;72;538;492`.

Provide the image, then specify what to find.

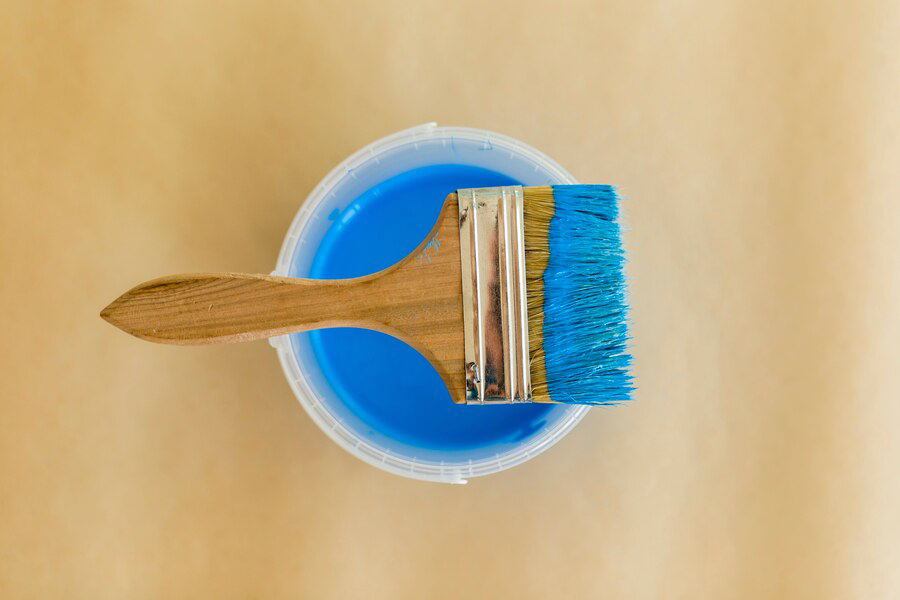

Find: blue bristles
542;185;632;405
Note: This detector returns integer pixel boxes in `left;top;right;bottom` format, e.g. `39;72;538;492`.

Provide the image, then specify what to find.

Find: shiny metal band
458;186;531;404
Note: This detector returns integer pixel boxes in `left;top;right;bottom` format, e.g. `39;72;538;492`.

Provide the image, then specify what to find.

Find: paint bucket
271;123;588;483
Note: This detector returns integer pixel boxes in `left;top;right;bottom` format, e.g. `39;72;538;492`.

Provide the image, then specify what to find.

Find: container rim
270;123;590;483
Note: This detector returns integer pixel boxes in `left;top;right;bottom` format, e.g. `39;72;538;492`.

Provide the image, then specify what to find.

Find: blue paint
291;165;560;453
542;185;632;404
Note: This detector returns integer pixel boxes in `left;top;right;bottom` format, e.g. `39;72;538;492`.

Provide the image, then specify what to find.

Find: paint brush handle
101;272;406;344
100;196;468;400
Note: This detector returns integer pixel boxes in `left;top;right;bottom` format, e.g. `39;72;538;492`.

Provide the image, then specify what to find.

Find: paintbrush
101;185;631;405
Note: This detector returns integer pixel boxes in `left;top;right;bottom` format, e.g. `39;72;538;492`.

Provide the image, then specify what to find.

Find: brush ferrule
457;186;531;404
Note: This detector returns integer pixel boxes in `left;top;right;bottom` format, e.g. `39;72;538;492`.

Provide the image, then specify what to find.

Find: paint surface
299;164;560;452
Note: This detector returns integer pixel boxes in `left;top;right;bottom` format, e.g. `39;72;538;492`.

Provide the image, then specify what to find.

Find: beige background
2;0;900;598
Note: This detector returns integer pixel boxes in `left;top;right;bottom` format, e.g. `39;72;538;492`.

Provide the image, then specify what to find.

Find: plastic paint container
270;123;588;483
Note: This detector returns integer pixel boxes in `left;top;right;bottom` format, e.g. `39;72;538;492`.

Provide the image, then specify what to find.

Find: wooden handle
101;195;467;401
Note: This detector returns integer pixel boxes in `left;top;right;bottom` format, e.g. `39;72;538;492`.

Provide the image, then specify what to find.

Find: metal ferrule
458;186;531;404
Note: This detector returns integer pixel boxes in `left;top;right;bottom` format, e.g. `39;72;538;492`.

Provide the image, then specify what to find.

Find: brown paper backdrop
2;1;899;598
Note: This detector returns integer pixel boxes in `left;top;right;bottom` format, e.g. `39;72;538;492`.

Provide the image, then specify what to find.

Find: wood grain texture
101;195;467;402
